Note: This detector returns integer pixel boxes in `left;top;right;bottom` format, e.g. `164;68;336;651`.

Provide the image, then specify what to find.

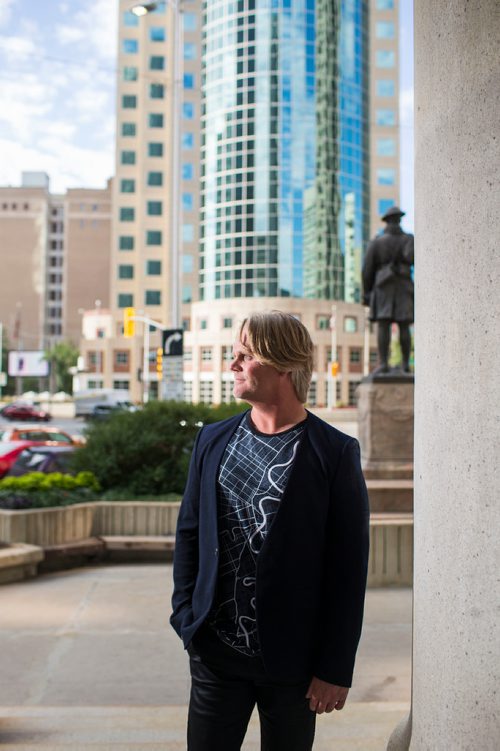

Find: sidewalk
0;564;411;749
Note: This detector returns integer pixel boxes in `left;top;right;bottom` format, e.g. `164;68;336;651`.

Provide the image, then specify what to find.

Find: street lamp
130;0;182;328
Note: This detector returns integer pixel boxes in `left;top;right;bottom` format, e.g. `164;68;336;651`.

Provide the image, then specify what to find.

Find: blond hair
238;311;313;403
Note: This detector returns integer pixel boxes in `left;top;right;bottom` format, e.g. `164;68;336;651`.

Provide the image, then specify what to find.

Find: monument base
357;376;414;511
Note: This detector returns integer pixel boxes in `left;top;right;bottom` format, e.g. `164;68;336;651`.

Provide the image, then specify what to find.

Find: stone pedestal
358;377;414;511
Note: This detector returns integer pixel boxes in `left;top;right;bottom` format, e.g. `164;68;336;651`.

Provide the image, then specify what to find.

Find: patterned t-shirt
209;411;306;656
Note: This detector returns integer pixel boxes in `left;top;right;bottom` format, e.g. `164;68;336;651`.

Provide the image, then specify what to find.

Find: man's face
230;331;283;404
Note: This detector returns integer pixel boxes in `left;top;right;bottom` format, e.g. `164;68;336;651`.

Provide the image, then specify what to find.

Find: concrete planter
0;502;412;587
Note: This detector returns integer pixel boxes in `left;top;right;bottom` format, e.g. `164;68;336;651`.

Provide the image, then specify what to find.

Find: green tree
70;400;248;496
44;340;79;394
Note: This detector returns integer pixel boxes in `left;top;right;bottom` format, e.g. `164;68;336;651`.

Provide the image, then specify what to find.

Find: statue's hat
381;205;405;221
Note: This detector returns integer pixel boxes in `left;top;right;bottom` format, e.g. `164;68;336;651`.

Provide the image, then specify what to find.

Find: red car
0;441;36;478
0;404;51;422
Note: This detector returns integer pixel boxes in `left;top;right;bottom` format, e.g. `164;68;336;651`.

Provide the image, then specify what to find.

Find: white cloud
55;0;118;64
0;0;17;29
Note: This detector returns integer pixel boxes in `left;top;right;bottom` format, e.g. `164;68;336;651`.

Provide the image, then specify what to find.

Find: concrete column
388;3;500;748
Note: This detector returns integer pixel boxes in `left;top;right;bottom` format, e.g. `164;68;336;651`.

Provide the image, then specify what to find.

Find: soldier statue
362;206;414;375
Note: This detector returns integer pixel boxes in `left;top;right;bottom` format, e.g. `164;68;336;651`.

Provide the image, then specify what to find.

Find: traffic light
156;347;163;377
123;307;135;337
331;362;339;377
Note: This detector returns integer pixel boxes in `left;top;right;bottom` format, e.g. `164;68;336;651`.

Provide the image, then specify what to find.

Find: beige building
91;0;202;397
369;0;401;236
0;173;111;355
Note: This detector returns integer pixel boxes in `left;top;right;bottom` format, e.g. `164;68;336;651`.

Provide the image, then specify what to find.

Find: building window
199;380;214;404
182;102;194;119
146;230;162;245
184;42;196;60
115;351;129;366
182;284;192;303
221;379;236;404
120;207;135;221
182;163;193;179
377;168;396;185
182;132;194;149
150;83;164;99
147;201;162;215
376;0;394;8
379;199;395;216
146;260;162;275
123;66;138;81
182;224;194;242
118;264;134;279
122;122;136;136
376;109;396;126
376;79;395;97
350;348;361;363
201;347;212;362
316;315;330;330
199;319;207;330
182;254;193;273
307;381;317;406
147;171;163;186
118;293;133;308
376;50;395;68
113;380;130;389
344;316;358;333
370;350;378;364
223;317;233;329
150;55;165;70
119;236;134;250
376;21;395;39
348;381;359;406
182;318;191;332
123;39;138;54
183;12;196;30
222;345;233;362
149;26;165;42
184;380;193;402
120;179;135;193
122;95;137;109
145;290;161;305
148;142;163;156
182;193;194;211
121;150;136;164
183;347;192;362
149;113;164;127
123;10;139;26
183;73;194;89
376;137;396;156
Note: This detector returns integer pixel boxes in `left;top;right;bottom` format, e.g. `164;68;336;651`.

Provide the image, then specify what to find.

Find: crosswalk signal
331;362;339;377
123;307;135;338
156;347;163;377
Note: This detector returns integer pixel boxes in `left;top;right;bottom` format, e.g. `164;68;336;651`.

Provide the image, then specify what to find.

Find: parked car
87;404;134;420
0;404;51;422
0;426;85;446
0;441;37;478
6;446;76;476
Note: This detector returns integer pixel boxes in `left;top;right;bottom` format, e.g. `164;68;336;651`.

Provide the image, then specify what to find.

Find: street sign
161;329;184;401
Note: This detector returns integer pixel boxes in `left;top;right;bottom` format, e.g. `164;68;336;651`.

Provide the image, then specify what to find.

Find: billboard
8;351;49;377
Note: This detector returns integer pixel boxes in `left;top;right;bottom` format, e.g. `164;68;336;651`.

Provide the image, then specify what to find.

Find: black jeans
187;626;316;751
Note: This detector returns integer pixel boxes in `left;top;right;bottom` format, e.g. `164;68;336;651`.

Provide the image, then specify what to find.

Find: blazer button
214;547;219;556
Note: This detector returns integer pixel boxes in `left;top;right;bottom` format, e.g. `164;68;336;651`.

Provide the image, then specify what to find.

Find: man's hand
306;677;349;714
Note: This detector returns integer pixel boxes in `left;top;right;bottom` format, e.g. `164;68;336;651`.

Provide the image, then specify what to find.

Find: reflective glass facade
200;0;369;302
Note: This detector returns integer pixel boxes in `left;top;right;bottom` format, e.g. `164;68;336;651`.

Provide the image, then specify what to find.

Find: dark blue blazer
170;410;370;687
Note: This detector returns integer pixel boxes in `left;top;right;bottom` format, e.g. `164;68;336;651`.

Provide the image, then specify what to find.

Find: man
362;206;414;374
171;311;370;750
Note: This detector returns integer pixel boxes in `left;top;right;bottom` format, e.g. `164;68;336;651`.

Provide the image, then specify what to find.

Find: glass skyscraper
200;0;369;303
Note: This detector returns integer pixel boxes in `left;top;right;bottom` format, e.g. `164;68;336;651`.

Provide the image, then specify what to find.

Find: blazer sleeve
313;438;370;687
170;428;203;638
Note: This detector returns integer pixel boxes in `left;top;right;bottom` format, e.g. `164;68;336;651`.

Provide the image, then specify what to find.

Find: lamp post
131;0;182;329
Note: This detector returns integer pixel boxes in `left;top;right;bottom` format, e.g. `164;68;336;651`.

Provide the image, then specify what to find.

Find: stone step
0;703;409;750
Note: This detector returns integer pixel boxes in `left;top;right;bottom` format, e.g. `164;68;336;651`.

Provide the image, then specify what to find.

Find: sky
0;0;414;230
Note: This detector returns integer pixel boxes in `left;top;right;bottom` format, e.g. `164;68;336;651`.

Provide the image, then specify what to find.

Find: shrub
70;400;247;496
0;471;101;510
